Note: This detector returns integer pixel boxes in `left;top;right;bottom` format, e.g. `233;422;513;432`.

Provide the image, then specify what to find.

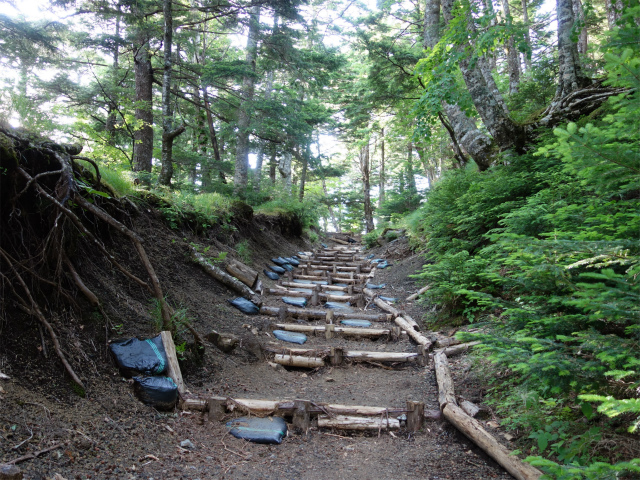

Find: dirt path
1;236;513;480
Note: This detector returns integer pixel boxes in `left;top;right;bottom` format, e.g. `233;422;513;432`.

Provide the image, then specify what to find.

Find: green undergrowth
407;20;640;479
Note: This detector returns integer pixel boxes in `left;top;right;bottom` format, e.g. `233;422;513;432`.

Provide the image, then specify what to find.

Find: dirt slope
0;212;512;480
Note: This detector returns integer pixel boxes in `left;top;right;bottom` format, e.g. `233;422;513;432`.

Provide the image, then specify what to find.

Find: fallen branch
8;441;68;465
406;285;430;302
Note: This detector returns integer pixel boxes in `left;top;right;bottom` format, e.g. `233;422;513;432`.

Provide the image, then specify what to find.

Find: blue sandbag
379;296;398;303
271;258;287;266
377;261;390;269
366;254;375;259
282;296;307;308
291;255;300;260
273;330;307;344
371;259;383;263
281;263;294;271
132;376;178;410
341;319;372;328
311;280;328;285
333;283;348;287
226;417;288;445
228;297;260;315
292;288;313;294
325;301;351;309
329;291;346;296
297;252;306;256
264;269;280;280
269;265;286;274
293;279;309;284
110;335;167;377
321;243;328;248
366;283;386;289
284;257;300;266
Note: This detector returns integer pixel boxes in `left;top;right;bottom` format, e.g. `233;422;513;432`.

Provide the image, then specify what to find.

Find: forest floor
0;209;515;480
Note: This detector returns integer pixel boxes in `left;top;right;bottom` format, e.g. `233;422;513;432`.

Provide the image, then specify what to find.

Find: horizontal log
274;323;391;337
273;354;325;368
317;415;400;431
437;341;481;357
436;337;461;348
344;351;420;362
460;399;481;418
395;316;432;348
259;305;392;322
329;237;350;245
406;285;430;302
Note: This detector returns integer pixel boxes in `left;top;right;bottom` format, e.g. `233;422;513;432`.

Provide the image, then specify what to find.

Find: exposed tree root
0;126;192;391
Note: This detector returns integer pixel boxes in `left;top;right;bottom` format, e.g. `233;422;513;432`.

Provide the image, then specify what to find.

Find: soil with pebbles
0;213;514;480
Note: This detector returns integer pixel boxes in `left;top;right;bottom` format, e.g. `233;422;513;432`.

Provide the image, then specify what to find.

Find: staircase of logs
181;237;542;480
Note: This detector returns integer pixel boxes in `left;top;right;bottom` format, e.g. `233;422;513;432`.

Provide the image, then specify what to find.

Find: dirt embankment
1;202;511;480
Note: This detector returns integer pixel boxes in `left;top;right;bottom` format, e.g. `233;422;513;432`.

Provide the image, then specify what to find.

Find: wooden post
207;397;226;422
278;306;287;322
347;284;353;295
330;347;343;366
293;400;311;434
160;331;185;395
326;273;333;285
417;345;428;367
406;401;425;432
325;310;334;324
325;323;335;340
391;326;402;341
311;285;319;307
287;270;293;282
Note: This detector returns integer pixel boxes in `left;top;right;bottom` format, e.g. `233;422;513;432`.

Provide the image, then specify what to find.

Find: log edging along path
184;241;542;477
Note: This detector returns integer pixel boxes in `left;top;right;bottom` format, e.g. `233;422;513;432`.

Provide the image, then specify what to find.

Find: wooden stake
325;323;335;340
207;397;226;422
160;331;186;395
293;400;311;433
325;310;334;324
406;401;425;432
330;347;343;366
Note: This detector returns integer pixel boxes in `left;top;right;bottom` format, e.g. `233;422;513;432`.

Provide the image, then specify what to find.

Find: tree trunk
423;0;494;171
503;0;521;94
359;142;374;233
159;0;184;186
605;0;624;28
406;142;417;196
133;36;153;174
202;89;226;184
278;152;292;191
298;146;309;201
573;0;588;54
105;8;120;146
269;147;277;185
442;0;523;153
233;4;261;194
521;0;532;71
254;15;278;193
555;0;590;100
379;127;385;208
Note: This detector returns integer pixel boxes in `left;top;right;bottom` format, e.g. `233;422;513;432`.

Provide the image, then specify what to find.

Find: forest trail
1;234;515;480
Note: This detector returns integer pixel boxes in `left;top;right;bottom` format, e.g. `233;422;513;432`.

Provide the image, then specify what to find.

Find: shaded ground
0;216;514;480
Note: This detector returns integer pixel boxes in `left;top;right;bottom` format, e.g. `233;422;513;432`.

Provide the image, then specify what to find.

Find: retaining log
273;354;325;368
225;260;259;289
190;246;262;306
406;285;430;302
317;415;400;431
160;331;186;395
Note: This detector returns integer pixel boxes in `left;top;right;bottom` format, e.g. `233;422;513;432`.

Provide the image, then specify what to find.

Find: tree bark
605;0;624;28
521;0;532;71
298;147;309;201
105;7;121;146
503;0;521;94
278;152;292;191
378;127;385;209
133;35;153;174
202;89;226;185
573;0;588;54
233;4;261;194
359;142;375;233
554;0;590;100
159;0;184;186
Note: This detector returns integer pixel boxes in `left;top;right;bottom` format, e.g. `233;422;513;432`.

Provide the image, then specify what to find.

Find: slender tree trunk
298;146;309;201
423;0;441;50
202;89;226;184
503;0;520;94
278;152;292;192
133;35;153;174
269;147;277;185
605;0;624;28
521;0;532;71
106;8;120;146
159;0;185;186
555;0;590;100
573;0;588;54
359;142;374;233
378;128;385;209
233;4;261;195
406;142;417;196
254;14;278;193
482;0;497;71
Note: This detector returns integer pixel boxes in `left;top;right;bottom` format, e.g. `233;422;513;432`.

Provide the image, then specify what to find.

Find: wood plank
317;415;400;431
